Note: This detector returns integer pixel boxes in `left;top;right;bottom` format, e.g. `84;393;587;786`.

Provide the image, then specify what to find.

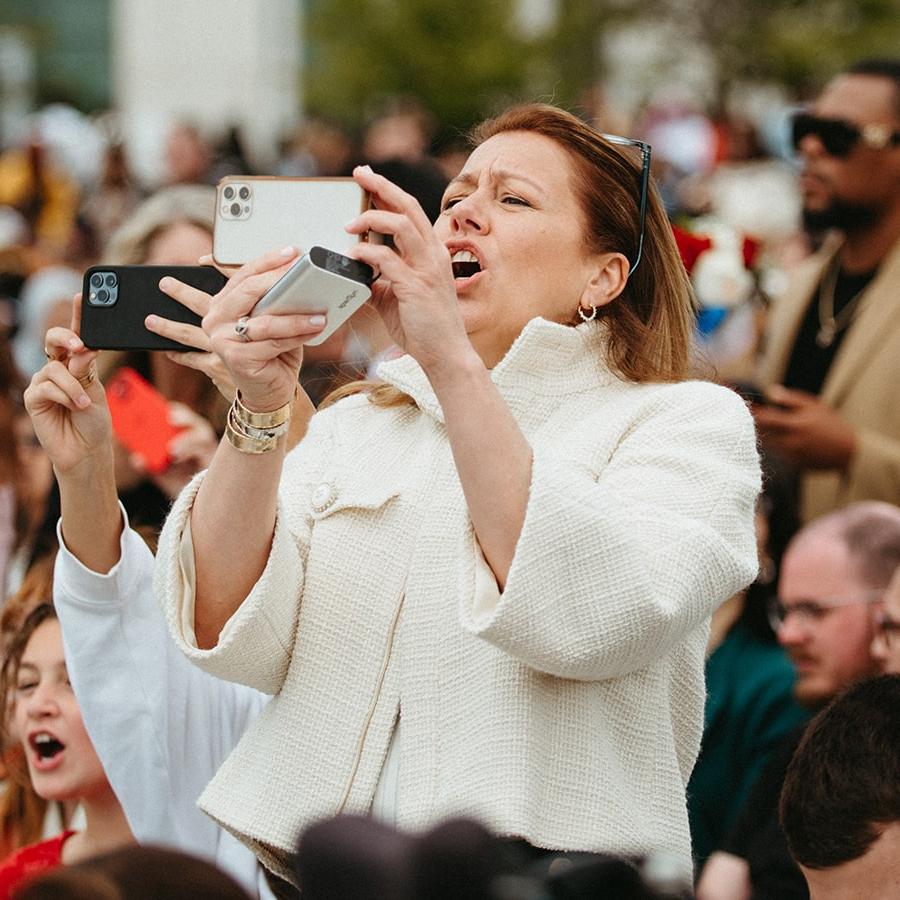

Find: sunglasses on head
791;111;900;158
601;134;651;274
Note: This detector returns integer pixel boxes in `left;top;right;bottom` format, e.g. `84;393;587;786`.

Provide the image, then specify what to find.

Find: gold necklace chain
816;253;868;349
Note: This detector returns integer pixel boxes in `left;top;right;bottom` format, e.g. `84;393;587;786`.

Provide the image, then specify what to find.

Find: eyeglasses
767;590;883;633
601;134;651;274
873;610;900;649
791;112;900;158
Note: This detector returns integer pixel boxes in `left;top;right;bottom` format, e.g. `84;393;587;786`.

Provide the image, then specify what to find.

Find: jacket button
311;483;336;512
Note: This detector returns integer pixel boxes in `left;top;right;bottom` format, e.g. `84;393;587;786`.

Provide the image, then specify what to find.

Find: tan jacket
156;318;760;885
758;235;900;522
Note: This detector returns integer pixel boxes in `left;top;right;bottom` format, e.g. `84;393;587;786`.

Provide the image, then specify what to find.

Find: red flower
672;225;712;275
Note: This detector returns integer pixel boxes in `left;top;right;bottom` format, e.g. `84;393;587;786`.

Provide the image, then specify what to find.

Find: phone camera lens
238;186;250;201
97;288;110;303
90;273;103;288
105;273;118;287
230;202;241;217
223;185;235;200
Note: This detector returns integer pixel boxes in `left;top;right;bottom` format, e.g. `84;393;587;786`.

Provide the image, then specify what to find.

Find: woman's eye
501;196;529;207
16;683;36;694
441;197;463;211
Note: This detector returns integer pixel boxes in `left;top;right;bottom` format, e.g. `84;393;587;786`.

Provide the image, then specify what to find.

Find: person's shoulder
0;830;73;889
628;378;753;425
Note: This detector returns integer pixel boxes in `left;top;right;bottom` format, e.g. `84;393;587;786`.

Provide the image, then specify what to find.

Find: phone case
105;367;183;475
212;176;369;265
80;266;227;352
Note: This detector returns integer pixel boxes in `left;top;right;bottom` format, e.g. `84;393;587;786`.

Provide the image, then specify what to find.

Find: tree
304;0;537;136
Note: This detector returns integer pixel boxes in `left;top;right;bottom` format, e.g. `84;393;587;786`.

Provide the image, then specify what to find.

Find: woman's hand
159;247;326;412
145;256;238;402
23;315;110;476
138;402;218;500
345;166;472;375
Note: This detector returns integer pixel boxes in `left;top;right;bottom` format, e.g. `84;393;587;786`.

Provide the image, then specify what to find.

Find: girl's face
12;619;109;803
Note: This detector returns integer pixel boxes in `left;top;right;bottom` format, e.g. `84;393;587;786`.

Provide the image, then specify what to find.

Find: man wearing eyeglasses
697;501;900;900
754;59;900;524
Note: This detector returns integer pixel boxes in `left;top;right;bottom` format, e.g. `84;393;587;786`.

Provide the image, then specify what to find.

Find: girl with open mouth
0;605;133;895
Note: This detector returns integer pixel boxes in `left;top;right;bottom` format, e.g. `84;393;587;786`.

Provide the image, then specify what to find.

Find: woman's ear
579;252;629;313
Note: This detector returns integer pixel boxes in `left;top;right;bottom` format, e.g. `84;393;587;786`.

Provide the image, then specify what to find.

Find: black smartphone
80;265;227;352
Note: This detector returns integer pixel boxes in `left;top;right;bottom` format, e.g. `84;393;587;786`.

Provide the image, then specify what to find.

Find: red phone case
105;368;182;475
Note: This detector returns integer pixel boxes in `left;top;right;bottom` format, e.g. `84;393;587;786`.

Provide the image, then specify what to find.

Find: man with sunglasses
754;59;900;524
697;501;900;900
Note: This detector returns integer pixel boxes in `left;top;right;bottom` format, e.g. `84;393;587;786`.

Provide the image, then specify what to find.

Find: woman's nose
450;195;488;235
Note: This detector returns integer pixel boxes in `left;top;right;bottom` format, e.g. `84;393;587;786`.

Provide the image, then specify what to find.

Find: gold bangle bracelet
233;390;294;429
224;420;279;454
227;406;289;442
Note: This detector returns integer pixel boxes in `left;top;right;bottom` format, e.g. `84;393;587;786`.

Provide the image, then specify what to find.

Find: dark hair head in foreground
780;674;900;870
13;845;252;900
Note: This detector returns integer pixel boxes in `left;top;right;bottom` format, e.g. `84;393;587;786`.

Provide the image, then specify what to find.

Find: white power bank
250;246;374;346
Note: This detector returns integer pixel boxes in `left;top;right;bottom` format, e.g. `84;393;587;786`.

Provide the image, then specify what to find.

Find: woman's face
144;221;213;266
433;130;604;365
12;619;110;803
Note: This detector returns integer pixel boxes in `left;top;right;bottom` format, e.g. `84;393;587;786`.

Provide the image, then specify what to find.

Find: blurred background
2;0;899;185
1;0;899;384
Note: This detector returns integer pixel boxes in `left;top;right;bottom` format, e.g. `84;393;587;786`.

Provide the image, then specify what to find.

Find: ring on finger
77;366;97;389
234;316;251;342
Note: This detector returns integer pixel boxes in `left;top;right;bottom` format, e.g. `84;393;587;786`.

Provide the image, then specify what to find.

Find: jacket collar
377;317;620;425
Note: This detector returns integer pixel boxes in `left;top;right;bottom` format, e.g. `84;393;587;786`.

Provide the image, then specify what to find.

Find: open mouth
450;249;482;280
30;732;65;762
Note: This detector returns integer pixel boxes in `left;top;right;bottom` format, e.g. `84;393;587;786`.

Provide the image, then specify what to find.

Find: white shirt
54;511;273;898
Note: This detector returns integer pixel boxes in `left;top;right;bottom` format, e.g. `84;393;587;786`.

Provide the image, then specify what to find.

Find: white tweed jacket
156;317;761;885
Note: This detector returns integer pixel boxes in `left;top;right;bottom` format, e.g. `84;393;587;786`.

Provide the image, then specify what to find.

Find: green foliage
305;0;900;131
305;0;538;135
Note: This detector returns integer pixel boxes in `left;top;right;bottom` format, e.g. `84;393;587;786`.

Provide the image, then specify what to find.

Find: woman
95;185;225;531
21;312;272;897
0;604;133;896
156;104;761;886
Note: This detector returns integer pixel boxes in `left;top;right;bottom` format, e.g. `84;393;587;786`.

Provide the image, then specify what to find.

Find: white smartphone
213;176;371;266
250;246;374;346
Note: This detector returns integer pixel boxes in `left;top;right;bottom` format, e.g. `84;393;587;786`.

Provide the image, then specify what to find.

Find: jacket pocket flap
308;477;400;520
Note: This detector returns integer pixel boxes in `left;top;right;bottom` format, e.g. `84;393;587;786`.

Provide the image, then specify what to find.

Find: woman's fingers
352;165;433;235
198;255;242;278
232;313;326;345
145;315;211;351
40;328;100;401
69;292;83;336
350;241;416;284
220;245;301;295
44;326;84;360
29;362;91;411
158;277;213;316
345;208;429;257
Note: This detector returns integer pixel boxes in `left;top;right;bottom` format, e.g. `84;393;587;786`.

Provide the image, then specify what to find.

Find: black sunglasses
601;134;651;274
791;111;900;158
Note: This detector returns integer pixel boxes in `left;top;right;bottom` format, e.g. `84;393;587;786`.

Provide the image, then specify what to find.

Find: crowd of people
0;56;897;900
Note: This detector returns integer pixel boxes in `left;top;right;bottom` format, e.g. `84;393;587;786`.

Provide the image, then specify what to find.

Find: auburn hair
322;103;696;410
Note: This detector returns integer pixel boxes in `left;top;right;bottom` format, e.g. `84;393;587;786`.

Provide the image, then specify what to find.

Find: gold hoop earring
578;305;597;322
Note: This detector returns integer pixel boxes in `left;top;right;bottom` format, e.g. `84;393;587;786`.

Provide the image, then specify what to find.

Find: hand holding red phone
144;402;218;501
105;368;187;476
